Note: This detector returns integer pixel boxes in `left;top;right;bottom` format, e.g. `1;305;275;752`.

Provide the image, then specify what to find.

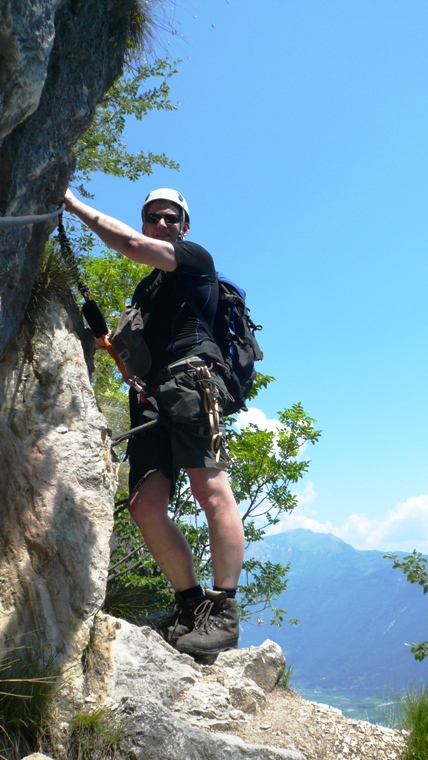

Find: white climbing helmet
142;188;190;223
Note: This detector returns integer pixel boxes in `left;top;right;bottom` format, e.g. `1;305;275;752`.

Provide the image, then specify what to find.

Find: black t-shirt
131;240;222;373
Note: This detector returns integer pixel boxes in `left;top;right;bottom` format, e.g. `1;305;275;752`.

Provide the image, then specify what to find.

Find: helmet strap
177;209;185;241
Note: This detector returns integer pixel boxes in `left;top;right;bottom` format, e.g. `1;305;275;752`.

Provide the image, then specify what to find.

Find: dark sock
213;585;236;599
180;584;204;599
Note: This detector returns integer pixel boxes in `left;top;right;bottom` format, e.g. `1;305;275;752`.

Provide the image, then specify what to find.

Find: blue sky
82;0;428;553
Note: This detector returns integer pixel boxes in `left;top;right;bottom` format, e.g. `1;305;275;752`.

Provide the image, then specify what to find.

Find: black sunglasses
145;212;181;225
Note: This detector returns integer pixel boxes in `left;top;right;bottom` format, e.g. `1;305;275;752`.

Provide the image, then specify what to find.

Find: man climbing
63;187;244;657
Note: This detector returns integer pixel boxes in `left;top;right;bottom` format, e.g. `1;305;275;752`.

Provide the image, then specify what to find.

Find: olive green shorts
128;365;230;497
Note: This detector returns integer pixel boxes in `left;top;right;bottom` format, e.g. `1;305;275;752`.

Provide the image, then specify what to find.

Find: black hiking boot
159;592;207;648
175;589;239;658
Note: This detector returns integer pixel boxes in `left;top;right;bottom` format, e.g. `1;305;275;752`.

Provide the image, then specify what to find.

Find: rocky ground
215;683;406;760
21;623;408;760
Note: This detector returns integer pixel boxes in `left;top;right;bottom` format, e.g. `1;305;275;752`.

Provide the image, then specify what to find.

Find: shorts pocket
156;372;206;424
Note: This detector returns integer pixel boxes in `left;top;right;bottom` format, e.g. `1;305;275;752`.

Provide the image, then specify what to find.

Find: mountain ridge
241;528;428;697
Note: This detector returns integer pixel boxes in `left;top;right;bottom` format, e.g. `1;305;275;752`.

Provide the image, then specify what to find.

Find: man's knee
128;471;170;522
187;468;235;513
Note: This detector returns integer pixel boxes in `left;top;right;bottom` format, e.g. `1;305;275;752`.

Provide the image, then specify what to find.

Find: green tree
73;59;180;199
385;550;428;661
229;399;320;624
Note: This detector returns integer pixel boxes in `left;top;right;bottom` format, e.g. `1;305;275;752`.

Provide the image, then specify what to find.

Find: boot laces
193;598;214;630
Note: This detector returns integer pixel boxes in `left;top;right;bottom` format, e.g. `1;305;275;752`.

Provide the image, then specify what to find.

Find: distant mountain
240;529;428;697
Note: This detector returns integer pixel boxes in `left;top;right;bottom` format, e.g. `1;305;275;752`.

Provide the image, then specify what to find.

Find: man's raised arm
63;189;177;271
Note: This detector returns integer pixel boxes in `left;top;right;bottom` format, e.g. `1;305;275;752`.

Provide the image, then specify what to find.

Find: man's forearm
63;189;177;271
64;193;137;255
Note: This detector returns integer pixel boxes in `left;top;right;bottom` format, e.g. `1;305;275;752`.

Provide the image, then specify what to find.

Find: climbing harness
150;357;227;461
193;363;226;463
0;204;65;228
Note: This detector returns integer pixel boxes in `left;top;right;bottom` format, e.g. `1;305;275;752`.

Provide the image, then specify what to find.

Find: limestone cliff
18;621;404;760
0;0;136;665
0;0;136;357
0;297;116;666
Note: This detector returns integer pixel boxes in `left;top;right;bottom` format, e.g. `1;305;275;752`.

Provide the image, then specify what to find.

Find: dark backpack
113;270;263;416
186;273;263;415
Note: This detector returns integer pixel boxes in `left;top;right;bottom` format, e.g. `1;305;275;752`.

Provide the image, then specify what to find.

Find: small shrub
103;576;173;626
68;706;124;760
397;687;428;760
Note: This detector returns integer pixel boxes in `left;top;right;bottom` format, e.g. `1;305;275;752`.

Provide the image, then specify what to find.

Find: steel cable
0;203;65;228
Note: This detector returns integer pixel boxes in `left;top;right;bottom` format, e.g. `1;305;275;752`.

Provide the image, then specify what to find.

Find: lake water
295;685;400;727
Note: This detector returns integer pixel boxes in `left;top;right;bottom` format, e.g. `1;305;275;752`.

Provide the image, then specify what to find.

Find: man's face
142;200;190;243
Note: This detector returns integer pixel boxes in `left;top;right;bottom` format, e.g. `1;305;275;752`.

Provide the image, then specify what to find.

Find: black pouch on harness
110;305;152;379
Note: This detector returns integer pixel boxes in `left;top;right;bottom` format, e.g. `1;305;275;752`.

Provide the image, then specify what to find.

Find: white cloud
235;406;283;434
266;491;428;554
266;480;332;536
267;512;334;536
332;494;428;553
296;480;317;507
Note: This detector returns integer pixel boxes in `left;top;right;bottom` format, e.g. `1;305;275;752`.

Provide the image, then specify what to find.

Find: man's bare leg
128;468;243;590
187;468;244;589
174;468;243;655
128;471;198;592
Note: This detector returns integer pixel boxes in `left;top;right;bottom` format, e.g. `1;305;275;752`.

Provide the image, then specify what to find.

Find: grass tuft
127;0;179;59
280;662;294;690
103;576;173;626
27;240;77;318
68;706;124;759
0;646;61;760
396;687;428;760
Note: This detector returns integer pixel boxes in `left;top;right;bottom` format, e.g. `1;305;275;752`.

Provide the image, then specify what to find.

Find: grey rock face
0;1;60;140
0;298;116;669
0;0;135;359
97;615;201;706
215;640;286;692
81;614;304;760
0;1;133;663
118;697;305;760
